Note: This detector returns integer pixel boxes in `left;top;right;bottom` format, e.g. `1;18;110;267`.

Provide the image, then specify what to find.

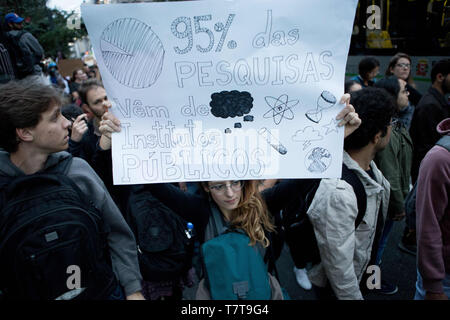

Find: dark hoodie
416;118;450;293
0;149;142;296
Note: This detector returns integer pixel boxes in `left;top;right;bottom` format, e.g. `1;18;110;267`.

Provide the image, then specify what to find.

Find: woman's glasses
208;180;243;194
396;63;411;69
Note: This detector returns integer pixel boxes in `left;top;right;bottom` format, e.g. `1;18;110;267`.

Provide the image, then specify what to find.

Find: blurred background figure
45;61;69;93
345;79;363;94
350;56;380;88
385;52;422;108
69;67;88;106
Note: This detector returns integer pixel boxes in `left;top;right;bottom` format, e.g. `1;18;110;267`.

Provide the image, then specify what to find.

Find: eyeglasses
396;63;411;69
208;180;243;194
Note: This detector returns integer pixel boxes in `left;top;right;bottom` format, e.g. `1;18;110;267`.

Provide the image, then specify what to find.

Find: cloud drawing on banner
292;126;324;150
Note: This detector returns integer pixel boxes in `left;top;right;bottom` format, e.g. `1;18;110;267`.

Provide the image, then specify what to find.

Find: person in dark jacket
410;58;450;183
0;16;16;83
372;76;414;294
0;77;144;300
4;12;44;79
68;79;131;214
68;79;109;164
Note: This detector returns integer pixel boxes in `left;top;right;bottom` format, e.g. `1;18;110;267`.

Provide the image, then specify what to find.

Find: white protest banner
81;0;358;185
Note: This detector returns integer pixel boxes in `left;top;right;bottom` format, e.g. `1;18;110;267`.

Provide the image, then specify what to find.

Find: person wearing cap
4;12;44;78
46;61;70;93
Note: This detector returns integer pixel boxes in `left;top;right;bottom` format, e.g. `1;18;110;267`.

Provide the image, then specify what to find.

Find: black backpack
4;30;29;77
283;163;367;265
126;185;194;282
0;157;117;300
404;135;450;223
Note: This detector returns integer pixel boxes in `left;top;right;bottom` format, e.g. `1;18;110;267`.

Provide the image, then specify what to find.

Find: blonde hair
230;180;275;247
202;180;276;247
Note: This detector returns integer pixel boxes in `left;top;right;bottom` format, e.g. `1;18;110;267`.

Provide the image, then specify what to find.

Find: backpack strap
264;232;280;279
341;163;367;228
0;176;12;213
208;198;228;238
435;135;450;152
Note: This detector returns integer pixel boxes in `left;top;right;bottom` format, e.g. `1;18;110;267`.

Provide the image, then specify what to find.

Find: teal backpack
201;230;272;300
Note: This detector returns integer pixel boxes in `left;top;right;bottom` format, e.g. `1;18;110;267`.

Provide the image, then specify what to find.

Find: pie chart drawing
100;18;165;89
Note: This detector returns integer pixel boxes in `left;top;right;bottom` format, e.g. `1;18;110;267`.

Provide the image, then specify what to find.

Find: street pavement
275;218;417;300
183;218;417;300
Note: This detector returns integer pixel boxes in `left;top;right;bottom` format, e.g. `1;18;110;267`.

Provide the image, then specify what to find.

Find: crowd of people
0;11;450;301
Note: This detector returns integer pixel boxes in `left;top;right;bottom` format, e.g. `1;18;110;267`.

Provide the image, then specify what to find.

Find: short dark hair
344;87;396;151
78;78;103;106
374;76;400;100
0;77;65;153
431;59;450;83
358;57;380;80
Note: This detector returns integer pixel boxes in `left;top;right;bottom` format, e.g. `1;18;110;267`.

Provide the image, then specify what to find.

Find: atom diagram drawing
263;94;299;125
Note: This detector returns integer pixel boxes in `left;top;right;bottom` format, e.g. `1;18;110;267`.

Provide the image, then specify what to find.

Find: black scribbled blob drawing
209;91;253;119
101;18;165;89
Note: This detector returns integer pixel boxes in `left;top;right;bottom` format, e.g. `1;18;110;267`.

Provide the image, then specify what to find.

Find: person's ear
372;130;383;145
16;127;34;143
435;73;444;84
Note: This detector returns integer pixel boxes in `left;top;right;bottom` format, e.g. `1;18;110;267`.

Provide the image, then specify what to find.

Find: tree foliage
0;0;87;58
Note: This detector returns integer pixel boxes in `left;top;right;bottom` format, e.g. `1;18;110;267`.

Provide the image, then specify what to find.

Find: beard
442;77;450;95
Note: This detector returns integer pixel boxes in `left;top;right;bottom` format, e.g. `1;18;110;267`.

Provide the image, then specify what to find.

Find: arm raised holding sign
99;111;121;151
